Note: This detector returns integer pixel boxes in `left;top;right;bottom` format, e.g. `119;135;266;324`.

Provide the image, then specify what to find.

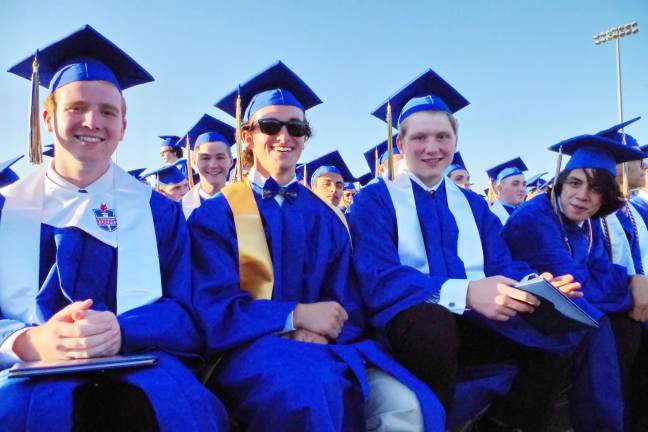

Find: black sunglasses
253;118;310;137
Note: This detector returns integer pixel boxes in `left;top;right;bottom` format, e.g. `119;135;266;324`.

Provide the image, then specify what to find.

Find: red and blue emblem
93;203;118;232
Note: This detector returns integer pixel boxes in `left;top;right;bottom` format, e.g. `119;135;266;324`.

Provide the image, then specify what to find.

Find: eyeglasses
253;118;310;137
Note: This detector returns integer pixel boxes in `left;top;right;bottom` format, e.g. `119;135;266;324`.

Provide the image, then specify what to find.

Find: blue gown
502;193;628;431
0;192;227;432
348;179;625;430
189;182;445;431
347;178;562;427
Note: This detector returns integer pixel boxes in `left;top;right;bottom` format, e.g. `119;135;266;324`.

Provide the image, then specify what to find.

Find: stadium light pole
593;21;638;197
593;21;639;124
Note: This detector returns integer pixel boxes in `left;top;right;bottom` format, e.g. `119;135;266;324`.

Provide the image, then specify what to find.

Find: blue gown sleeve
502;198;630;316
347;181;448;331
118;193;203;357
188;195;297;354
315;214;366;344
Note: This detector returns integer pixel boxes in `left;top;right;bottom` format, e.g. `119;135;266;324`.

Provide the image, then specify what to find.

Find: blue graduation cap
0;155;24;188
371;69;469;127
295;162;305;182
357;172;374;187
127;168;146;181
143;164;186;186
486;157;528;183
303;151;356;187
176;114;235;150
445;152;468;175
343;182;357;191
8;25;153;92
159;135;181;151
548;134;646;176
525;172;549;193
43;144;55;158
8;25;153;166
214;61;322;121
363;135;400;174
595;116;642;148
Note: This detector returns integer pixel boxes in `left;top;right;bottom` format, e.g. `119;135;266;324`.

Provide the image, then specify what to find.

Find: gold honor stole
221;180;350;300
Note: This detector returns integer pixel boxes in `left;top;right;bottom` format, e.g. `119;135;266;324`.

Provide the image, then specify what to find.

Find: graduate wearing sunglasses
188;61;444;431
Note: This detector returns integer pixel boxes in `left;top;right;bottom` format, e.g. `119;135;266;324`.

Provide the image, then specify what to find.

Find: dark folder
515;277;599;335
8;354;158;379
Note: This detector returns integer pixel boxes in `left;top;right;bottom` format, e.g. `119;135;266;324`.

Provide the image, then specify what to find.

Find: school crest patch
93;203;118;232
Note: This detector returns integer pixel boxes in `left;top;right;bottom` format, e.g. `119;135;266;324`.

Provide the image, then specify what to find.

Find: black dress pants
72;375;159;432
386;302;571;432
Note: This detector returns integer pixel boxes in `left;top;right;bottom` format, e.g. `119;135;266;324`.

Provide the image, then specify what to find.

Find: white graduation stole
601;211;636;275
489;200;510;226
182;184;202;219
628;203;648;275
384;169;485;280
0;162;162;324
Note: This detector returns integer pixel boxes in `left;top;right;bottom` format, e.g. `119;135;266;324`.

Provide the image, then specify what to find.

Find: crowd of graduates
1;24;647;432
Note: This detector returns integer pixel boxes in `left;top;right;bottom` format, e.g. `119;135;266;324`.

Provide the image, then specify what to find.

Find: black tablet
8;354;158;379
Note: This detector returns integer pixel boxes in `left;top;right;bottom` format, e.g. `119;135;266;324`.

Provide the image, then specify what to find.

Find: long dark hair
548;168;624;219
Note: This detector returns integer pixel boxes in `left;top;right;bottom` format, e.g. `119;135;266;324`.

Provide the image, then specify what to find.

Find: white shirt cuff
278;311;295;334
0;327;30;368
437;279;470;314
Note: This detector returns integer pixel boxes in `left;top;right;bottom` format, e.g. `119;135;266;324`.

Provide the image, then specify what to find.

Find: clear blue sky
1;0;646;191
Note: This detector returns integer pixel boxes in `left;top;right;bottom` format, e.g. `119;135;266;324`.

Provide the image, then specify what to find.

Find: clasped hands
282;301;348;345
13;299;122;362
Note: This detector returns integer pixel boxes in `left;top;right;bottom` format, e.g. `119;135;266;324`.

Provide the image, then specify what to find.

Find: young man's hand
282;329;329;344
293;302;348;340
541;272;583;298
13;299;122;361
467;276;539;321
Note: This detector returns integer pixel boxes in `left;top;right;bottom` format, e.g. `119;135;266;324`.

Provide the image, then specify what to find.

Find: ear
119;118;127;141
241;129;254;152
396;135;404;154
43;109;54;133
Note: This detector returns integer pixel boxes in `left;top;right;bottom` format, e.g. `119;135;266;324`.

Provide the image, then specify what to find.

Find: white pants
365;368;424;432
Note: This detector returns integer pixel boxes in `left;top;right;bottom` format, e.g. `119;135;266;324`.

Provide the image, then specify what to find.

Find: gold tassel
235;87;244;183
550;146;563;217
29;53;42;165
487;181;495;206
303;165;308;186
620;131;630;198
386;100;394;181
374;147;379;177
186;135;194;188
622;162;630;198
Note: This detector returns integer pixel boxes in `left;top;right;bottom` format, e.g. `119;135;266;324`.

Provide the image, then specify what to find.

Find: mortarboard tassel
386;100;394;181
235;86;243;183
374;147;379;178
487;180;495;206
28;53;43;165
550;145;573;253
303;165;308;186
186;135;194;189
620;130;630;198
550;145;563;217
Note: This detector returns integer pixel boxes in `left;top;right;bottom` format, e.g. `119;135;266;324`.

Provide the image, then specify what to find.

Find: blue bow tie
261;177;299;201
